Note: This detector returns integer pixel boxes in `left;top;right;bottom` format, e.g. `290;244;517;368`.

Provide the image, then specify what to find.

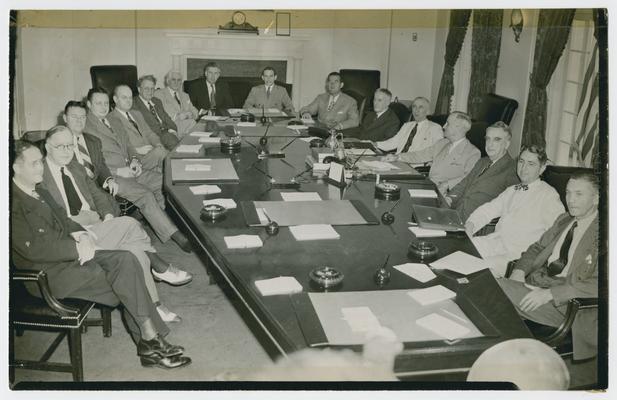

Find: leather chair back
475;93;519;125
90;65;138;97
388;102;411;127
542;165;595;207
339;69;380;116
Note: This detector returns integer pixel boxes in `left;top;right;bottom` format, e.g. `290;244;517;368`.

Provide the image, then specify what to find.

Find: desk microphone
259;122;271;146
260;105;267;125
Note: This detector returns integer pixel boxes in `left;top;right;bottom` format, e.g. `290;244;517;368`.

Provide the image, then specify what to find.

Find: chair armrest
571;297;598;309
541;297;598;347
12;269;79;317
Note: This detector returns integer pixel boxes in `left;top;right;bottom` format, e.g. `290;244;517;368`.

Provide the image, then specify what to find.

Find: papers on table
416;313;470;341
237;121;257;127
393;263;437;283
289;224;340;241
408;226;447;238
408;189;438;198
358;160;400;171
408;285;456;306
255;276;303;296
300;136;322;143
224;235;263;249
189;131;214;137
185;163;211;172
189;184;221;195
280;192;322;202
227;108;246;116
288;125;309;131
201;115;227;121
256;207;269;225
312;162;330;172
345;148;376;156
341;306;382;333
175;144;202;153
203;198;237;209
429;251;489;275
198;137;221;143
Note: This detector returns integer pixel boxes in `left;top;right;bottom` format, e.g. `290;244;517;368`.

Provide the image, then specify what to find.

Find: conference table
163;118;532;380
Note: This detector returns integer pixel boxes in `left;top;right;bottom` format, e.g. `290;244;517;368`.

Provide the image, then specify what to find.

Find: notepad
199;137;221;143
237;122;257;127
185;164;211;172
189;184;221;195
280;192;322;202
393;263;437;283
175;144;202;153
408;189;438;198
255;276;303;296
408;285;456;306
203;198;237;209
289;224;340;241
416;313;470;340
189;131;214;137
358;160;399;171
429;251;489;275
224;235;263;249
408;226;447;238
341;306;382;333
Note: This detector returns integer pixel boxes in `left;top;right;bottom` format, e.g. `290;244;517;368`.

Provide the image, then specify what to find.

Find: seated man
343;88;400;142
154;70;201;136
498;172;599;361
42;125;192;321
445;121;520;221
185;62;233;114
107;85;169;172
132;74;180;151
243;66;294;114
84;87;192;253
377;97;443;153
299;72;359;130
385;111;480;195
11;140;191;369
465;145;564;275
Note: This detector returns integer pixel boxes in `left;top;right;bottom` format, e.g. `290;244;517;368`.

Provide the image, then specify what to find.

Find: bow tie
515;183;529;191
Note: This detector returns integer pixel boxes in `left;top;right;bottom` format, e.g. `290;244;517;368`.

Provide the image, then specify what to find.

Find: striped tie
74;136;95;178
148;102;163;127
126;112;142;136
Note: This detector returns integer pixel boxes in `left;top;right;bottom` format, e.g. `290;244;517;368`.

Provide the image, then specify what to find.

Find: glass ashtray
309;266;344;288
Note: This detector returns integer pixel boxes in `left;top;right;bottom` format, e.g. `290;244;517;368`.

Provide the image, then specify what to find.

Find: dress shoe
157;304;182;323
140;353;192;369
137;334;184;358
152;265;193;286
171;231;193;253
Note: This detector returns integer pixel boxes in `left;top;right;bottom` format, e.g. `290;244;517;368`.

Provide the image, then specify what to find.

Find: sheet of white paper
408;285;456;306
358;160;400;171
267;108;281;113
345;148;376;156
201;115;227;121
289;224;340;241
189;131;214;137
175;144;202;153
300;136;321;143
224;235;263;249
416;313;470;340
227;108;246;115
255;276;303;296
328;162;344;181
189;184;221;195
429;251;489;275
237;122;257;127
312;162;330;172
341;306;382;333
408;189;438;198
393;263;437;283
280;192;322;202
203;198;237;209
198;137;221;143
185;164;211;172
256;207;269;225
288;125;309;131
408;226;447;238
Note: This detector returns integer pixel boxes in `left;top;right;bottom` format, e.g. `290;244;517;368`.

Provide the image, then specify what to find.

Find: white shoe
157;305;181;323
152;265;193;286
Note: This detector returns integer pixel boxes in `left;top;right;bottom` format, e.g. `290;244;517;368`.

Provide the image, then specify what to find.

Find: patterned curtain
521;9;575;148
467;10;503;119
434;10;472;115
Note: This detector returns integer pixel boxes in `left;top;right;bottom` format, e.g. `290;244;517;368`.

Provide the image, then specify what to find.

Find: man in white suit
243;66;294;114
154;70;202;137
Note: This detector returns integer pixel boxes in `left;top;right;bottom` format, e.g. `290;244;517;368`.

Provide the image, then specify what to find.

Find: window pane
569;23;587;50
562;83;580;113
566;52;583;81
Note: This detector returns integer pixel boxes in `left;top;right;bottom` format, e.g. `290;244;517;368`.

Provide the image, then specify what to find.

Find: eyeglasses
50;143;75;151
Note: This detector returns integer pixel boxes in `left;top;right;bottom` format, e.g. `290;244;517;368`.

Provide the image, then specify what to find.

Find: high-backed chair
388;101;411;127
341;88;366;120
90;65;138;97
475;93;519;125
542;165;595;207
339;69;380;118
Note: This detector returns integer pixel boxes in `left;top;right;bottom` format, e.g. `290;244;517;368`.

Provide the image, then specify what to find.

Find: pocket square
586;254;593;264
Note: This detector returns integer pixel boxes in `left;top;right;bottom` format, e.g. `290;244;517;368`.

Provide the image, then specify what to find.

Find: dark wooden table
163;121;532;380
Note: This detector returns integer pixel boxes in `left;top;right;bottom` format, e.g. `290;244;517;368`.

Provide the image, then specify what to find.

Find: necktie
327;96;335;111
266;86;271;99
514;183;529;191
401;124;419;153
148;102;163;126
173;91;181;106
547;221;578;276
126;112;142;136
74;136;95;178
102;118;113;132
209;84;216;109
477;160;492;177
61;167;82;216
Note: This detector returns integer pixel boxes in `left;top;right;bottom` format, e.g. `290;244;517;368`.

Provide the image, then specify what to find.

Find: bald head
113;85;133;112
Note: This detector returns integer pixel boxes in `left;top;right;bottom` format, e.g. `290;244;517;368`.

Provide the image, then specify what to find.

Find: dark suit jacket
516;213;599;360
343;108;400;141
131;96;179;151
448;153;520;221
81;132;113;187
185;78;233;113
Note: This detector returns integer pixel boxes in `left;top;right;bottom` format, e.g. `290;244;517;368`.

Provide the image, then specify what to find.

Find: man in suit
465;145;565;275
386;111;480;195
11;140;191;369
377;97;443;153
243;66;294;114
185;62;233;114
299;72;360;130
343;88;400;142
42;125;192;320
445;121;520;221
498;172;599;360
132;74;180;151
84;87;192;253
107;85;168;171
155;70;201;136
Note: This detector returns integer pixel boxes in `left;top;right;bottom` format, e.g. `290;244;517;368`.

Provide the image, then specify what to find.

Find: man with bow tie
465;145;565;276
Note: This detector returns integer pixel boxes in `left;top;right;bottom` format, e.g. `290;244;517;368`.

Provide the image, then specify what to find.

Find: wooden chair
10;269;112;382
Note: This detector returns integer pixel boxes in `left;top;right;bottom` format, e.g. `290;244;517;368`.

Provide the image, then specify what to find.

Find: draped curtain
521;9;575;148
467;10;503;119
434;10;472;115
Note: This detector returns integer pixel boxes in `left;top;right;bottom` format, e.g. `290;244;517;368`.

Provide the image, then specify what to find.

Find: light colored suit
299;92;360;129
84;112;138;175
243;84;294;113
378;119;444;153
154;87;199;136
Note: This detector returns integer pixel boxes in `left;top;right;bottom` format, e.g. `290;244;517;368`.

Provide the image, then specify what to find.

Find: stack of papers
289;224;340;241
175;144;202;153
408;226;447;238
408;189;438;198
255;276;303;296
393;263;437;283
358;160;400;171
203;198;237;209
416;313;470;341
280;192;322;202
199;137;221;144
189;131;214;137
341;307;382;333
429;251;489;275
201;115;227;121
237;122;257;127
224;235;263;249
185;164;211;172
189;184;221;195
408;285;456;305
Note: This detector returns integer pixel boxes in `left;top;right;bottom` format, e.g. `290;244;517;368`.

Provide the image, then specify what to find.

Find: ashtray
375;182;400;200
407;240;438;260
309;266;344;288
220;136;241;154
200;204;227;221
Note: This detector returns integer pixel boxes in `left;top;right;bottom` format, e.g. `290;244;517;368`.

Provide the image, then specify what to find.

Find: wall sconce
510;9;524;42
